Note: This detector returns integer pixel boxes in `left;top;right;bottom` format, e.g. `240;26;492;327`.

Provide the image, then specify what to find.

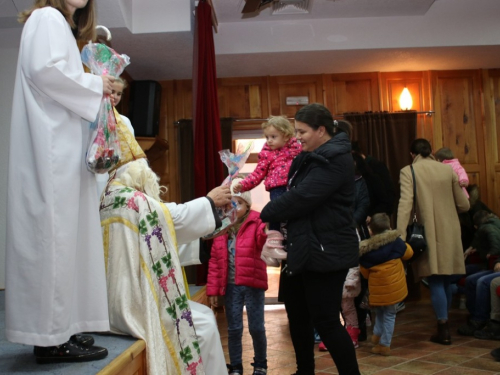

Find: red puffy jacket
206;210;268;296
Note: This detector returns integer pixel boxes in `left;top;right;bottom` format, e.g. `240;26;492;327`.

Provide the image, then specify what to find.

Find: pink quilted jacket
206;210;268;296
239;138;302;192
442;159;469;184
442;159;469;198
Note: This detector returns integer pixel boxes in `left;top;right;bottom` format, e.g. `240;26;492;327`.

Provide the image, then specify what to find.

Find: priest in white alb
99;117;230;375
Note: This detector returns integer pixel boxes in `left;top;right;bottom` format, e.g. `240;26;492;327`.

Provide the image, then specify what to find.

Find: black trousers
355;274;369;335
281;269;360;375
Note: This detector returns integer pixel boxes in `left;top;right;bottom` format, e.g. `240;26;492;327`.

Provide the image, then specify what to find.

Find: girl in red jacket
207;178;268;375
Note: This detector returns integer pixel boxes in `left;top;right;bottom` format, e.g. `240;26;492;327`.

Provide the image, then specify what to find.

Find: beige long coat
396;154;470;279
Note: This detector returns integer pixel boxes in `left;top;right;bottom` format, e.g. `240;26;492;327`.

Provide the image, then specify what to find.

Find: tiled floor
215;293;500;375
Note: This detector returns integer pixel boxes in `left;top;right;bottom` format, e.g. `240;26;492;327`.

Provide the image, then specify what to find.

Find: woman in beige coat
397;139;470;345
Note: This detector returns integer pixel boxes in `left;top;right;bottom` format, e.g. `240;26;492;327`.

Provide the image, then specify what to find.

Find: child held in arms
233;115;301;231
359;213;413;356
233;116;301;265
435;147;469;198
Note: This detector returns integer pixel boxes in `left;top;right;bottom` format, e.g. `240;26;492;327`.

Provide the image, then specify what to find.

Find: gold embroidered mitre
113;108;147;170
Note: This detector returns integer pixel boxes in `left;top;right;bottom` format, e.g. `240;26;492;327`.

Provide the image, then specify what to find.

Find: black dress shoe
70;334;95;347
34;341;108;364
33;334;95;354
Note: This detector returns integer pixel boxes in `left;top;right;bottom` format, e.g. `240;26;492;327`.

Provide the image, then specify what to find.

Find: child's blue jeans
225;283;267;368
373;304;397;347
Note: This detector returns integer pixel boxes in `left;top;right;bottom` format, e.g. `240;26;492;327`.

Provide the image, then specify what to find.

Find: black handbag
406;165;427;262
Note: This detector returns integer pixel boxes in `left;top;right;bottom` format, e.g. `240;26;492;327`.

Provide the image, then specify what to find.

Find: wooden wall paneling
143;80;171;202
268;75;324;118
161;80;175;203
379;71;433;139
156;79;193;203
484;69;500;213
174;79;193;119
323;72;380;115
421;71;434;140
217;77;269;119
431;70;488;202
172;79;193;203
496;171;500;214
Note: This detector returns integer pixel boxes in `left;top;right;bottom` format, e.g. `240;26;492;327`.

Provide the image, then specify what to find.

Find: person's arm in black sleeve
205;196;222;229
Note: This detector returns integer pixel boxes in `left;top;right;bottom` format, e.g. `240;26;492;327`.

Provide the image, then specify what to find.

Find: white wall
0;28;22;289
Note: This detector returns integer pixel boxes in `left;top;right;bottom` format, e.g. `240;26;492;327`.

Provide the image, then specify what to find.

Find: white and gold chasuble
101;181;204;375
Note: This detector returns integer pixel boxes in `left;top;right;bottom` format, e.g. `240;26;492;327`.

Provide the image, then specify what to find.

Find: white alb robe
169;203;227;375
101;176;227;374
6;7;109;346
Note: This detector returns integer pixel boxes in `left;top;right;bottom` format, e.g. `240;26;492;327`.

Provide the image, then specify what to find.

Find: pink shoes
261;230;287;267
346;325;360;349
317;326;360;352
318;342;328;352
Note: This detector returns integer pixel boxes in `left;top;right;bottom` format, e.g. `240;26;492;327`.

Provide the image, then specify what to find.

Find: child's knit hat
230;178;252;207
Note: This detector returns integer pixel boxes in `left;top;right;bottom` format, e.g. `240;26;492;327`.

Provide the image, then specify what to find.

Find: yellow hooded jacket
359;230;413;306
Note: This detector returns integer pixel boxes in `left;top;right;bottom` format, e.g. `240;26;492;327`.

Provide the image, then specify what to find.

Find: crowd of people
5;1;500;375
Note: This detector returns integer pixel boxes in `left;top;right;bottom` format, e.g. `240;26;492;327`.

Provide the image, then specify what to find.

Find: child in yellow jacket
359;213;413;356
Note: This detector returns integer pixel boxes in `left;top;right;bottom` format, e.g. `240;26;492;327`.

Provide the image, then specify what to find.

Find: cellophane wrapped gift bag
81;42;130;173
203;142;253;239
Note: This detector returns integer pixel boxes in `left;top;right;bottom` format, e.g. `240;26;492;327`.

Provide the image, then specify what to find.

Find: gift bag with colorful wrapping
203;141;254;239
81;42;130;173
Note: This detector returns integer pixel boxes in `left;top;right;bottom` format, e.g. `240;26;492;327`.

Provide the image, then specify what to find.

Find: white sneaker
459;295;466;310
366;315;372;327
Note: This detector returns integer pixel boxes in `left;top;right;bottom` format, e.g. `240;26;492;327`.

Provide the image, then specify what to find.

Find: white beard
115;159;166;201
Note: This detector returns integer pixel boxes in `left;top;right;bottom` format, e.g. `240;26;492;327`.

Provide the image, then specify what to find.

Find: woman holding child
261;103;360;375
397;139;470;345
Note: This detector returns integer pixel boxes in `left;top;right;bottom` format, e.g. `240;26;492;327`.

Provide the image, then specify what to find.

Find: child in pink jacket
435;147;469;198
233;116;301;231
207;178;268;375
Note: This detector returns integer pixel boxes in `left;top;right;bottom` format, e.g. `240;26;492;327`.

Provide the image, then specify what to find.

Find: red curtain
193;0;224;284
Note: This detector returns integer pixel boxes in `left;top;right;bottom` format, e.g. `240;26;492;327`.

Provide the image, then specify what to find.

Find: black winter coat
353;176;370;226
365;156;396;215
260;132;359;275
354;176;370;240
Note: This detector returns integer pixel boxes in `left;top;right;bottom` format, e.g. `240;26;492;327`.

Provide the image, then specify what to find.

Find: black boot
430;320;451;345
34;341;108;364
227;363;243;375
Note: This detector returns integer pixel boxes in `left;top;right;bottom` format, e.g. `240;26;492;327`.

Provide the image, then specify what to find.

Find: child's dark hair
435;147;454;162
473;210;493;227
352;152;373;178
369;213;391;235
